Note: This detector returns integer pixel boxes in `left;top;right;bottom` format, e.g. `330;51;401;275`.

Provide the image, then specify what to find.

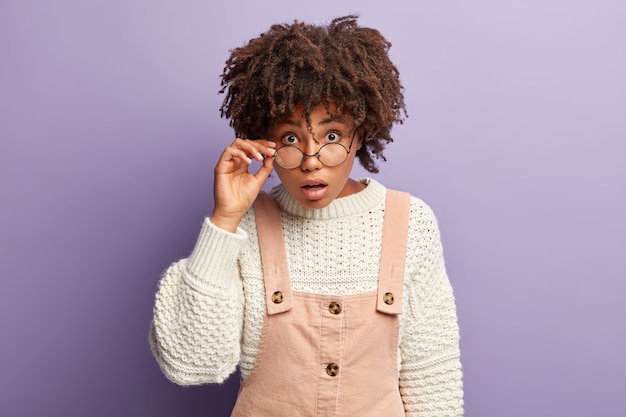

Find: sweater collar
269;177;386;220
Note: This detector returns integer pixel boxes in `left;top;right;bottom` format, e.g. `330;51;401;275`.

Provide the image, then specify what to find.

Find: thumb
253;154;274;185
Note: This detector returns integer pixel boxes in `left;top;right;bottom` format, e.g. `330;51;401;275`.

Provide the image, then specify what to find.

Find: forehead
279;103;354;125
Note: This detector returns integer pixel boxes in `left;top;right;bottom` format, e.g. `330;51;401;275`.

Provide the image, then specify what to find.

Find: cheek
272;166;292;184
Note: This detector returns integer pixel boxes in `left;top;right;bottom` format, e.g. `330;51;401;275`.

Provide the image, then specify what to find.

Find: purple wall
1;1;624;416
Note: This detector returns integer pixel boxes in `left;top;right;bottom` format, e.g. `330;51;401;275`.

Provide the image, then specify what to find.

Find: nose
300;139;323;171
300;151;323;171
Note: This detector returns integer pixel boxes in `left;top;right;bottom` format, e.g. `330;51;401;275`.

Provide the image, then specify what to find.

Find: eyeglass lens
274;143;349;169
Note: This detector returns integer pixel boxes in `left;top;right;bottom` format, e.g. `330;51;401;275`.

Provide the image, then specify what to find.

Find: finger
221;147;254;165
238;138;276;147
214;153;253;179
253;152;274;183
255;139;277;149
234;139;276;161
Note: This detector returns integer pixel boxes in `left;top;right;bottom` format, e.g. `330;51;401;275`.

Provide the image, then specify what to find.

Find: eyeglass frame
272;131;358;169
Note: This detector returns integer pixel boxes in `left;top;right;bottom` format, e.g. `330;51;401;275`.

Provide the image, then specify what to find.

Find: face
269;103;364;209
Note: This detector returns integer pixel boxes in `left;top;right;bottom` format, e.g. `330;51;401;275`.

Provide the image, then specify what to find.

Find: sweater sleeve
149;218;247;385
399;200;464;416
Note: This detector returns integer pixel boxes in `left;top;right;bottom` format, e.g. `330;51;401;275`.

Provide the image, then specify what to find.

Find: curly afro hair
219;15;407;173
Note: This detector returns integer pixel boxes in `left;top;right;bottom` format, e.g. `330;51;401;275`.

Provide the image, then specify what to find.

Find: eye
325;131;341;143
282;133;299;145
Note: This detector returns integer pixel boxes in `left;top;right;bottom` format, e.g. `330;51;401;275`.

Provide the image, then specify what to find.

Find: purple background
1;1;624;416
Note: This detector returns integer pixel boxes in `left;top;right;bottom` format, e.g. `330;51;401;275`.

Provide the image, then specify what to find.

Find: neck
270;178;386;220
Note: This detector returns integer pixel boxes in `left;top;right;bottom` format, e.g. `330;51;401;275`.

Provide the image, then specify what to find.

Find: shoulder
408;195;439;227
384;187;439;228
402;195;446;265
383;189;442;247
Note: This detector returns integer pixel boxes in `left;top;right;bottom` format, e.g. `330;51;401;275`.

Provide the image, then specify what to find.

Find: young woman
150;15;463;416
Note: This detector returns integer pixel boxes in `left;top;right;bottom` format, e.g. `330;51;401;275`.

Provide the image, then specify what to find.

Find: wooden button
326;363;339;377
383;292;394;305
271;291;284;304
328;302;342;314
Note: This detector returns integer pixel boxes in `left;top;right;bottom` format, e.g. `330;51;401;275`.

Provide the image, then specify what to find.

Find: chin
299;197;332;209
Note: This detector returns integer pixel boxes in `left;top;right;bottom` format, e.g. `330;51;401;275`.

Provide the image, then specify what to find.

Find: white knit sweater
150;178;463;416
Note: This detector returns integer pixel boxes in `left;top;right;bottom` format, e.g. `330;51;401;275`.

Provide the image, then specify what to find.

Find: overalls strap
254;191;294;314
254;189;411;315
377;190;412;314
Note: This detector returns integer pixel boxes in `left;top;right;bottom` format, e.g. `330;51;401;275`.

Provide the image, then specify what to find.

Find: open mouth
300;182;328;200
302;183;327;191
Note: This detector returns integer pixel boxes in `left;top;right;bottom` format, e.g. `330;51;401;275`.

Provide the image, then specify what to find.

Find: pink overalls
231;190;411;417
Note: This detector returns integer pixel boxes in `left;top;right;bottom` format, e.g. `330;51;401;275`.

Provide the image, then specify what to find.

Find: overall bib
231;190;411;417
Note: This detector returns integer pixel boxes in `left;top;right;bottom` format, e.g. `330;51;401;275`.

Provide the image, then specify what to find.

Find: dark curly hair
219;15;407;173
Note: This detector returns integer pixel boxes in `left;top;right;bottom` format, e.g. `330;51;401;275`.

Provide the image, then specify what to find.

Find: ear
355;128;366;151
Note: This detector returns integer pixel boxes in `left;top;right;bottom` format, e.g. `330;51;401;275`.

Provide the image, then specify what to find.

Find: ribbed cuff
186;218;248;290
400;352;464;416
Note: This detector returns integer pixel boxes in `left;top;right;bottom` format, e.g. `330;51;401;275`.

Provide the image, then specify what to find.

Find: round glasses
273;136;355;169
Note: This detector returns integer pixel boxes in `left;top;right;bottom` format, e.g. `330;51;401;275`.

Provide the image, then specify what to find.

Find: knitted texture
150;178;463;416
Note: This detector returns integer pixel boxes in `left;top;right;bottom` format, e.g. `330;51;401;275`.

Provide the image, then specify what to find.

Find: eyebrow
280;117;343;127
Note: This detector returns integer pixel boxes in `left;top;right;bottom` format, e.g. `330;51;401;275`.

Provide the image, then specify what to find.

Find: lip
300;178;328;188
300;179;329;201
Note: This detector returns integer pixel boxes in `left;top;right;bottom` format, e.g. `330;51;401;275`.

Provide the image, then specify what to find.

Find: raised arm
149;138;275;385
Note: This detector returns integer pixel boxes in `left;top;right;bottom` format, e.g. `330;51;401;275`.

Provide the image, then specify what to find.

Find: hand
210;138;276;232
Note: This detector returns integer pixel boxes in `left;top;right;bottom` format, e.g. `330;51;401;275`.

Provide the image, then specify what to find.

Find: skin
211;103;365;232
